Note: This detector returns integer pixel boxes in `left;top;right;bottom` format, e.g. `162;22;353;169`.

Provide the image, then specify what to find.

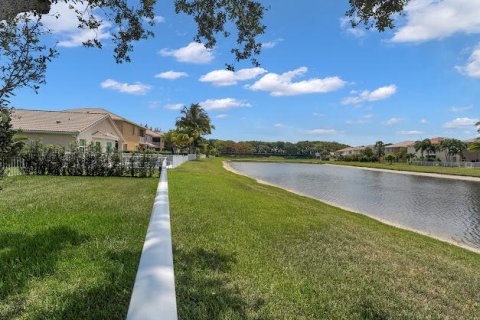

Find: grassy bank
0;176;158;319
228;157;480;178
170;159;480;319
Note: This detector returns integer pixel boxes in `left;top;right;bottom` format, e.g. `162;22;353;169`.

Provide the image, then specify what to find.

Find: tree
414;139;431;159
0;107;24;183
467;121;480;152
384;153;397;164
438;139;466;162
0;0;267;108
373;141;385;161
0;1;411;108
175;104;214;154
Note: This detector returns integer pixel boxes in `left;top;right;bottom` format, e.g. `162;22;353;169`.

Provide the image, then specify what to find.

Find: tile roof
145;129;163;137
385;141;415;148
11;109;108;134
336;146;366;153
65;108;146;129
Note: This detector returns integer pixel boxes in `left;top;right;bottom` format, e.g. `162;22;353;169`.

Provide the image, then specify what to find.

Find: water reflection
231;162;480;249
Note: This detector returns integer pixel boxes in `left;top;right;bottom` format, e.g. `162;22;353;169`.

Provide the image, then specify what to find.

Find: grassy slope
170;159;480;320
0;176;158;319
229;157;480;178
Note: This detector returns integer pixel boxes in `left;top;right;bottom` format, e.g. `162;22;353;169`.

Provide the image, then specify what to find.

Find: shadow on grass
0;226;88;318
44;250;142;320
174;247;258;320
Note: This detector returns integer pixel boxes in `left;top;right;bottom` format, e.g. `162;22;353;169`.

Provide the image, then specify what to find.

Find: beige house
335;146;367;156
385;141;415;155
11;109;125;151
66;108;148;151
145;130;164;151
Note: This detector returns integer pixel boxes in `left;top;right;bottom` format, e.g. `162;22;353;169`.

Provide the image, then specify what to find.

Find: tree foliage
175;104;214;153
346;0;410;31
438;138;466;162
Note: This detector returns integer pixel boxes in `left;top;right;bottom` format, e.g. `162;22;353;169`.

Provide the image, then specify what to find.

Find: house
66;108;147;151
462;138;480;162
11;109;125;151
335;146;367;156
145;130;164;151
384;141;415;155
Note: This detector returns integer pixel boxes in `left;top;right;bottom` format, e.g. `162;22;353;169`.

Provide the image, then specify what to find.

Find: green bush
18;141;159;178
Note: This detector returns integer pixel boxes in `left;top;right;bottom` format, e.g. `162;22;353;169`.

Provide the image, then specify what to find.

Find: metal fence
410;161;480;168
1;158;26;177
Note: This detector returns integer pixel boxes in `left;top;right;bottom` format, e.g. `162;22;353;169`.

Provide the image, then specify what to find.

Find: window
95;141;101;152
107;142;113;153
79;139;86;152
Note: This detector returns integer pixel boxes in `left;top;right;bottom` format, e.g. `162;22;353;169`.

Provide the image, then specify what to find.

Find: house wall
20;132;77;149
114;120;144;151
78;118;124;152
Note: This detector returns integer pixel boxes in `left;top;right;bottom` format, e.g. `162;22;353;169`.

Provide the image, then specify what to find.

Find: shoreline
324;163;480;182
223;161;480;254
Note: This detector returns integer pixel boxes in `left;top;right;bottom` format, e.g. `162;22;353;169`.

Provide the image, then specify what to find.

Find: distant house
66;108;148;151
407;137;445;160
11;109;125;152
463;138;480;162
384;141;415;155
335;146;367;156
145;130;164;151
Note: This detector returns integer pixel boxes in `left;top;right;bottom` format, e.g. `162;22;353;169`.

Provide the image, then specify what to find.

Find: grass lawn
0;176;158;319
170;159;480;319
228;157;480;178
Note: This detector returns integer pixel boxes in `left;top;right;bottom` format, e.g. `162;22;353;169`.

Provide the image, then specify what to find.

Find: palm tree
373;141;385;161
175;104;215;154
414;139;431;158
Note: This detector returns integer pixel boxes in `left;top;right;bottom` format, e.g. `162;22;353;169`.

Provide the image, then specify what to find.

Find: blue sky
11;0;480;146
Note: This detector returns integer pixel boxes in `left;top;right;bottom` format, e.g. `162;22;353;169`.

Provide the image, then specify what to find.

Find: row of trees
413;138;467;162
209;140;349;157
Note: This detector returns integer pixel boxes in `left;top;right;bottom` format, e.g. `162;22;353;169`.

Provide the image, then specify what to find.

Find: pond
230;162;480;250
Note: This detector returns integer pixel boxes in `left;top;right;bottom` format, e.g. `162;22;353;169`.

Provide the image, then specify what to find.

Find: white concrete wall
127;160;178;320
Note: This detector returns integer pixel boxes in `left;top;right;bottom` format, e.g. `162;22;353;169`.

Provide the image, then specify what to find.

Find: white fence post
127;159;178;320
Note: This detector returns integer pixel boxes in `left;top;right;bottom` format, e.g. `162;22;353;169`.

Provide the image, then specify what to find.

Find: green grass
170;159;480;319
229;157;480;178
0;176;158;319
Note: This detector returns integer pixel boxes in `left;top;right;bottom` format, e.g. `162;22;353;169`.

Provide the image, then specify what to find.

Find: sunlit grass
0;176;158;319
170;159;480;319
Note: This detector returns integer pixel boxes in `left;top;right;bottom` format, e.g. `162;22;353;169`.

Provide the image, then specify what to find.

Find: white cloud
274;123;286;128
100;79;151;95
301;129;341;135
346;114;373;125
42;2;111;48
216;114;228;119
155;71;188;80
199;68;267;86
164;103;185;110
342;85;397;105
262;38;284;49
148;101;160;109
443;117;479;128
199;98;251;111
150;16;166;23
456;45;480;78
247;67;346;96
313;112;325;117
397;130;425;135
450;105;474;113
339;17;366;38
420;118;428;124
159;42;214;64
392;0;480;43
382;117;403;126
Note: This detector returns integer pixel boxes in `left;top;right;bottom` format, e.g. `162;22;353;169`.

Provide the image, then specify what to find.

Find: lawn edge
223;160;480;255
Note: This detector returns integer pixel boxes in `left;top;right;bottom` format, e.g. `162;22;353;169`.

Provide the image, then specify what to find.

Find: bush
18;141;159;178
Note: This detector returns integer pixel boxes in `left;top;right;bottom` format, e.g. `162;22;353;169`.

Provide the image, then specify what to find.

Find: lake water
230;162;480;250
